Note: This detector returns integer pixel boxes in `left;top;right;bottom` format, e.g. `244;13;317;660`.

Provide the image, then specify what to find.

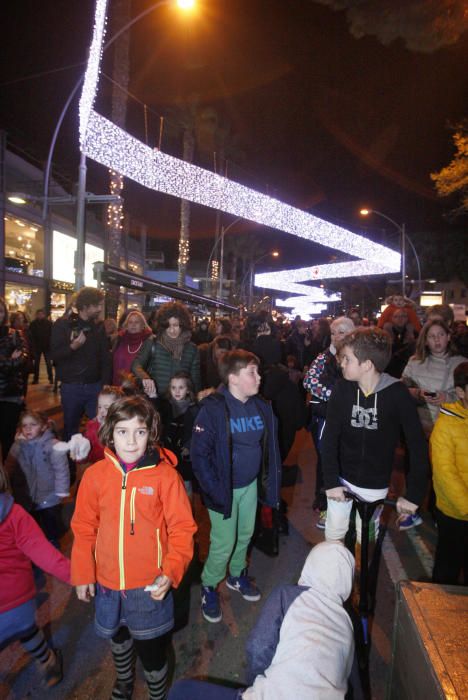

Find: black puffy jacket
0;326;27;398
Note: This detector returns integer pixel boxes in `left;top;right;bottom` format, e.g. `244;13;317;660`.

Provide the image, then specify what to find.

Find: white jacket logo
351;405;378;430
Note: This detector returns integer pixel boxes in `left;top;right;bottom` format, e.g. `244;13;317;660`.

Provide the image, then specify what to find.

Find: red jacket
83;418;105;463
71;447;197;590
0;493;70;613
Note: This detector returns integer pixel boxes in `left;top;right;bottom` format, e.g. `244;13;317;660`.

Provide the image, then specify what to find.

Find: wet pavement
1;386;438;700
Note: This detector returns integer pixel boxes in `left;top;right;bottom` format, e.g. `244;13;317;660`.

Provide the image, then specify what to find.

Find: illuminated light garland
79;0;108;148
178;239;190;266
275;292;341;307
211;259;219;280
285;303;328;320
80;0;401;294
107;169;124;230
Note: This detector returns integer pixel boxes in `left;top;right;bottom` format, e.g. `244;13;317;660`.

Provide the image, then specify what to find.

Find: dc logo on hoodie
351;405;378;430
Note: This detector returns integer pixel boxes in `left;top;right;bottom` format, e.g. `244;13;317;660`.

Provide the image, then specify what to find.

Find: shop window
5;282;44;319
52;230;104;287
4;214;44;277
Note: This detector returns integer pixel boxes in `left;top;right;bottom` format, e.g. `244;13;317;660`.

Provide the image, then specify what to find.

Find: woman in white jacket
402;319;465;437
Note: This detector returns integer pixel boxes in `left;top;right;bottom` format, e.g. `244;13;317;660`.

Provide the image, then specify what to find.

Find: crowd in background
0;288;467;697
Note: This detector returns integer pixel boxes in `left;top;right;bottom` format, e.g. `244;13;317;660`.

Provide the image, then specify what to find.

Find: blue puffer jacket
190;386;281;518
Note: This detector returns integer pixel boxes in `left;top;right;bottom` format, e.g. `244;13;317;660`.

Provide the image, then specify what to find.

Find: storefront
4;212;45;278
49;280;75;321
52;229;104;288
4;280;44;318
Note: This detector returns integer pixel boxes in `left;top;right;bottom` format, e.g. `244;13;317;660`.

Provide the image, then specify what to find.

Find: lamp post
359;208;422;297
241;251;279;310
42;0;197;289
204;216;243;299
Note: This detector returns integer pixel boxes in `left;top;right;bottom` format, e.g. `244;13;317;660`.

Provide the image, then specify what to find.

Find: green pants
202;480;258;588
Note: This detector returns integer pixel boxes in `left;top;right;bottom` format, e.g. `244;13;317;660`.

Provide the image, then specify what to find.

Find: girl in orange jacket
71;395;196;700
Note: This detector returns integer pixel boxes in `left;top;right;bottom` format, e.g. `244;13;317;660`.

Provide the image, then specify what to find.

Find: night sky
1;0;467;272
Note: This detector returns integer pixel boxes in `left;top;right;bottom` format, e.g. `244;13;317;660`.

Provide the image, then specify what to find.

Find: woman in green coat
132;301;201;396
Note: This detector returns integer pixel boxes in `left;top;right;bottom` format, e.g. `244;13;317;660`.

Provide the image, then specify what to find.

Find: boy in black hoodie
322;328;429;542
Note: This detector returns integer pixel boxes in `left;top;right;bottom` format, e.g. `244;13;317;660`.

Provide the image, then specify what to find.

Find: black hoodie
321;374;429;505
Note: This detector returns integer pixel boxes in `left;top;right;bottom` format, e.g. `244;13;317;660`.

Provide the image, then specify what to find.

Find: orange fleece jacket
71;447;196;590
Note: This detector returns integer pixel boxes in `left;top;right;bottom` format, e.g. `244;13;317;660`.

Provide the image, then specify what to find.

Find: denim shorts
94;584;174;640
0;598;36;647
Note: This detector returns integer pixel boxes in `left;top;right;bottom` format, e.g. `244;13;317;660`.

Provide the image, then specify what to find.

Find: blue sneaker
226;569;261;601
201;585;222;623
398;513;423;531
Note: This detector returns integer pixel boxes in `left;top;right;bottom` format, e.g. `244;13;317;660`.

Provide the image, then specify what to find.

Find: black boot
110;636;135;700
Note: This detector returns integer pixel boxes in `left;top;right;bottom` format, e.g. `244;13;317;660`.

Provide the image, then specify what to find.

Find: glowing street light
176;0;196;9
8;195;27;205
359;207;422;296
242;250;280;309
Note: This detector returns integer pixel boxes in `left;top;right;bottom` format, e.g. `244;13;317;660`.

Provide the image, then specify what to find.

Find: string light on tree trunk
107;169;124;230
178;238;190;266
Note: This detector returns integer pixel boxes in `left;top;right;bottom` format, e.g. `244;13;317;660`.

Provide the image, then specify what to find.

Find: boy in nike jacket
191;350;281;624
322;328;429;542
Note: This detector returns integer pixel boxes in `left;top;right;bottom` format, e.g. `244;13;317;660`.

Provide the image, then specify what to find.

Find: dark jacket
262;365;307;461
132;336;201;394
0;326;27;398
50;315;112;384
253;335;283;367
28;318;52;352
198;342;222;390
321;374;430;504
190;386;281;517
285;330;306;368
154;397;198;482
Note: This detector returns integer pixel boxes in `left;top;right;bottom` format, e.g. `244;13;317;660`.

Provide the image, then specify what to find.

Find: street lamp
359;208;422;297
241;250;279;310
204;217;244;299
43;0;197;288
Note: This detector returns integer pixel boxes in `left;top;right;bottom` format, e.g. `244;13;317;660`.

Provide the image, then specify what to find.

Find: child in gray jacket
5;409;69;546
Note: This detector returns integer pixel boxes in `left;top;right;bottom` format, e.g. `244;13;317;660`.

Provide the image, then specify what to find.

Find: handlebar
343;490;397;509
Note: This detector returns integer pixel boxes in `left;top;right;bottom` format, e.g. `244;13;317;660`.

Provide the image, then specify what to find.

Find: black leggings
432;508;468;585
112;626;167;672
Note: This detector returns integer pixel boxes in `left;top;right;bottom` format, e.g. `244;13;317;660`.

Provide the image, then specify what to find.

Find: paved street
0;384;437;700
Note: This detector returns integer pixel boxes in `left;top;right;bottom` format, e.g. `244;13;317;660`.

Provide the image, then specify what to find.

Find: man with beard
50;288;111;440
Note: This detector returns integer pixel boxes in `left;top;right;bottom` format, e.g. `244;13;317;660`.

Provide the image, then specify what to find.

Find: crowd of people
0;287;467;698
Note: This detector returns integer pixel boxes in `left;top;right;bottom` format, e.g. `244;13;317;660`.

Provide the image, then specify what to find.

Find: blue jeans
0;599;36;647
61;381;102;440
168;680;244;700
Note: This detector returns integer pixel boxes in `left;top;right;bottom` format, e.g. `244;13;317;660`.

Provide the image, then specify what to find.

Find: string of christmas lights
80;0;402;300
107;169;124;230
79;0;108;148
178;238;190;266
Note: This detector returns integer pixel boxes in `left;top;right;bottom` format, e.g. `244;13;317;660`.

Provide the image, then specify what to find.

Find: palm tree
106;0;131;318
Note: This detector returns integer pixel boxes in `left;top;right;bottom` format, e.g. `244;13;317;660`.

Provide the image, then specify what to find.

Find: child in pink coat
0;463;70;687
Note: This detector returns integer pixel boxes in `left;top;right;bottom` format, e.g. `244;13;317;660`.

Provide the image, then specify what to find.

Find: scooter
341;488;399;698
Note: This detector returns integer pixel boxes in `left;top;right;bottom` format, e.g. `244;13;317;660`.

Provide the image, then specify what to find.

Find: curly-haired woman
132;302;200;396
